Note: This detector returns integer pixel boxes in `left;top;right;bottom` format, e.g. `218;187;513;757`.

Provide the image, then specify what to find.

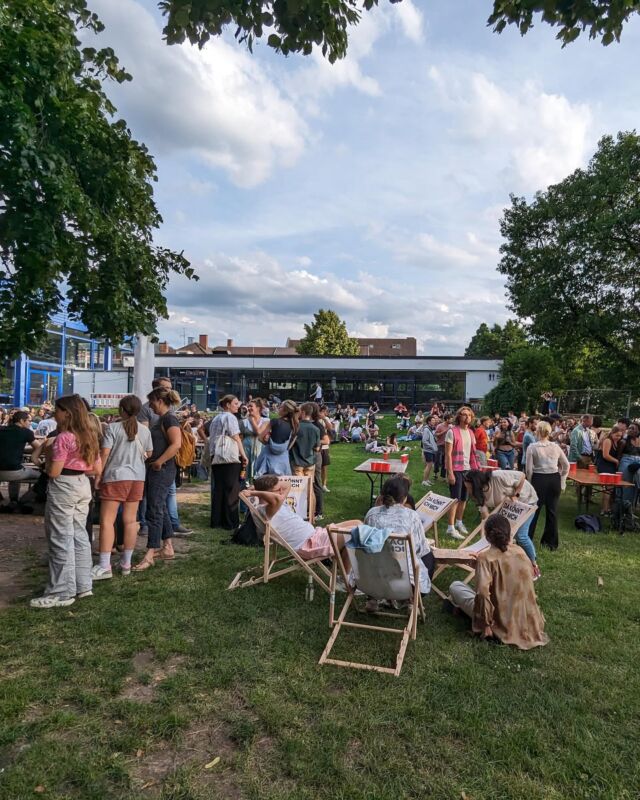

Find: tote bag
211;415;240;465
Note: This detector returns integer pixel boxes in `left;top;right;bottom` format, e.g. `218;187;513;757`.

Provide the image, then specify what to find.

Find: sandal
132;556;155;571
157;547;175;560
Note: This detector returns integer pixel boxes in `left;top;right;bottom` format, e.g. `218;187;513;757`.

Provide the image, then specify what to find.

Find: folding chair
431;499;537;600
318;526;425;677
414;491;457;546
228;490;333;600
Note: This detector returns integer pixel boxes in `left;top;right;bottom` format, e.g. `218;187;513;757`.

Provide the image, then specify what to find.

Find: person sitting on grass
448;514;549;650
245;475;359;568
350;424;366;443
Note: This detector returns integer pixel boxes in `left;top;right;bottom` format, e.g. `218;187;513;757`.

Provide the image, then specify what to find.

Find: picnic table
354;458;408;508
567;469;635;533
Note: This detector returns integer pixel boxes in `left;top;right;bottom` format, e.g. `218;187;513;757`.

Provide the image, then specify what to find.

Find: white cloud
395;0;425;43
158;250;510;356
428;67;593;190
90;0;307;187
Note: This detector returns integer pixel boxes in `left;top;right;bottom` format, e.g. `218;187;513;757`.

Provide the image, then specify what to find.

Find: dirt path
0;484;208;610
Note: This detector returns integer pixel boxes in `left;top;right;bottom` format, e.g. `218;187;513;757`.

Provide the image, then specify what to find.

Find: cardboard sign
415;492;453;531
283;476;310;520
497;499;534;532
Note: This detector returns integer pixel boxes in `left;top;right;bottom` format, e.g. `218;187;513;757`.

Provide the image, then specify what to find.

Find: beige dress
473;543;549;650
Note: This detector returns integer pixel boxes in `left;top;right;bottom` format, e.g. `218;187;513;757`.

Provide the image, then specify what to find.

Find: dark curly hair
484;514;511;552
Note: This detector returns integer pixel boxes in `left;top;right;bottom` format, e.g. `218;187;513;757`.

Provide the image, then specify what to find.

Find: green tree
483;345;564;415
498;131;640;388
488;1;640;47
464;320;528;359
296;309;360;356
0;1;195;359
161;1;640;61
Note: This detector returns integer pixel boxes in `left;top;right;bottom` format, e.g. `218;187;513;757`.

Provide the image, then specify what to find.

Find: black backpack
230;513;262;547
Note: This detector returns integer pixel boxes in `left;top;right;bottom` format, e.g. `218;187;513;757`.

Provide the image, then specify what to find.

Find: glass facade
9;318;133;407
160;367;468;410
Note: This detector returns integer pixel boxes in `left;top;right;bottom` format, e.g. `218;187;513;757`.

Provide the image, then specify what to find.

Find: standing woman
493;418;517;470
134;387;182;570
525;421;570;550
254;400;299;477
595;425;624;514
209;395;248;529
30;395;102;608
92;396;153;579
240;398;267;483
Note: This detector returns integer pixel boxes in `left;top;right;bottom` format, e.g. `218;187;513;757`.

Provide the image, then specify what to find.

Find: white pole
133;335;155;402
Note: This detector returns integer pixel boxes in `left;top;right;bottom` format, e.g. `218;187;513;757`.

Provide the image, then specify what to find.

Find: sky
88;0;640;354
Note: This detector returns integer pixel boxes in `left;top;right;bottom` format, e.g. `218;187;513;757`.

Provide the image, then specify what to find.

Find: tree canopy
498;131;640;387
464;320;528;359
482;344;564;415
296;310;360;356
488;1;640;47
160;0;640;61
0;0;195;359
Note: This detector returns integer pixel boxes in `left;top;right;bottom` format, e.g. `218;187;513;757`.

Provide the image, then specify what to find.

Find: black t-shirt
0;425;35;471
270;418;292;444
149;412;180;463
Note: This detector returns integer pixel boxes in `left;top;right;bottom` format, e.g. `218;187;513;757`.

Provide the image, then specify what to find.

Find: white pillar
133;335;156;402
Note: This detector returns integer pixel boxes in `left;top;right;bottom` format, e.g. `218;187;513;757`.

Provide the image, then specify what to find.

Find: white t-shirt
445;427;473;470
101;421;153;483
270;503;314;551
314;386;322;400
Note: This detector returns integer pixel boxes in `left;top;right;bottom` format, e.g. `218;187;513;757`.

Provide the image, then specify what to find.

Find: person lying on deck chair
245;475;359;567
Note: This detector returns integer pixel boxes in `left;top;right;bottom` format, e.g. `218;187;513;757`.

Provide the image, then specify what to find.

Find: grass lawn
1;416;639;799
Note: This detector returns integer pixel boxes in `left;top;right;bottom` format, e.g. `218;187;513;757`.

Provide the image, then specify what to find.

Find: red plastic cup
568;461;577;475
588;464;596;474
383;450;389;460
400;453;409;464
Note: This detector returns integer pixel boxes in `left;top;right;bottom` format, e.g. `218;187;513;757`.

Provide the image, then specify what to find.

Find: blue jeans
139;480;180;529
496;450;516;470
619;455;640;505
514;515;536;564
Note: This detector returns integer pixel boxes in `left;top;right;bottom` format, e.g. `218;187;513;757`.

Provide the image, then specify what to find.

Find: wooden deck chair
318;526;425;677
227;490;333;600
431;499;537;600
414;491;457;546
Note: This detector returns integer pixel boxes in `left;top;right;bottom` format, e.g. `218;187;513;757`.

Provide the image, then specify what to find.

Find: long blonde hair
55;395;100;465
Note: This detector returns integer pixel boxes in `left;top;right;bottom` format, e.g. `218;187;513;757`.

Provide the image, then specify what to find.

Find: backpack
230;513;262;546
175;424;196;469
574;514;601;533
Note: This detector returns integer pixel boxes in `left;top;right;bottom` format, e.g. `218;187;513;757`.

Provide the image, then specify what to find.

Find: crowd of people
1;387;637;648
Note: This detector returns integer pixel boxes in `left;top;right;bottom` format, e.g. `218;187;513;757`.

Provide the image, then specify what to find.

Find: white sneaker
90;565;113;581
322;485;330;493
455;521;469;535
447;525;465;541
76;590;93;599
421;480;432;487
30;595;75;609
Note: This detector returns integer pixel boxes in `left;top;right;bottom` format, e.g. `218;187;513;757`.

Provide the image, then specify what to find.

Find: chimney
199;334;209;350
159;341;169;354
226;338;233;349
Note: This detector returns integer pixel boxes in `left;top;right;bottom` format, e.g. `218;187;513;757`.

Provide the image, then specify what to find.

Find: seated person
350;424;365;443
365;476;432;601
245;475;359;566
448;514;549;650
0;411;44;504
385;433;399;452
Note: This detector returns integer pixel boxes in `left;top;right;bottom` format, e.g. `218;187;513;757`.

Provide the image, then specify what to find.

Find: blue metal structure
10;309;122;407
